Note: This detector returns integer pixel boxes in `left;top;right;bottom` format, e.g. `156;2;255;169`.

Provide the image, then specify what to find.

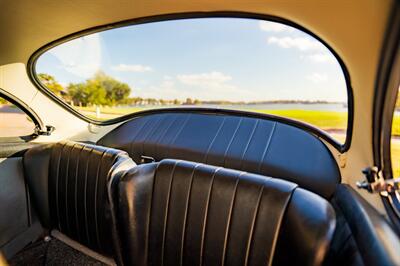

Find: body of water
128;103;348;112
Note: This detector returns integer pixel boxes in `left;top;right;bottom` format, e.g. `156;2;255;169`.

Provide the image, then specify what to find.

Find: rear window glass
35;17;348;143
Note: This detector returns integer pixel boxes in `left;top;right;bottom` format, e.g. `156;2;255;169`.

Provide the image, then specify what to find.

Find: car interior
0;1;400;265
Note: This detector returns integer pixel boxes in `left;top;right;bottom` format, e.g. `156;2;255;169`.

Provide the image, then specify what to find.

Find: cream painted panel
0;63;98;142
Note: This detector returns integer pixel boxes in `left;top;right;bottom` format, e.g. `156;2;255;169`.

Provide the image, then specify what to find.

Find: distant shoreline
181;100;347;106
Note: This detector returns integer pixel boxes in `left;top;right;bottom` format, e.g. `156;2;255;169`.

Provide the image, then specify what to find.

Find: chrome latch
34;125;55;136
356;166;400;195
140;155;155;164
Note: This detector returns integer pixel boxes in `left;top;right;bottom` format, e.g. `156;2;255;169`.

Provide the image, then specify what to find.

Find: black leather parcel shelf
98;111;341;199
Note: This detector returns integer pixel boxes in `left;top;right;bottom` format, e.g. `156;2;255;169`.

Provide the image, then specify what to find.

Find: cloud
132;80;177;98
175;71;259;101
132;71;257;102
259;21;294;33
267;36;325;52
177;71;232;87
49;33;101;78
111;64;153;72
306;73;328;83
305;53;336;64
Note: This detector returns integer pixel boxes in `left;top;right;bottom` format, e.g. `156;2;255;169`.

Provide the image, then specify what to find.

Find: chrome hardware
357;166;400;195
35;125;55;136
140;155;155;164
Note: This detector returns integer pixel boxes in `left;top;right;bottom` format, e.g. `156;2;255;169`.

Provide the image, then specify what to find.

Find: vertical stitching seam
180;163;200;266
129;118;152;156
64;143;75;235
147;162;161;264
155;115;178;158
204;117;226;164
55;143;65;231
258;122;277;172
74;145;85;242
168;114;191;158
240;120;259;169
199;167;221;266
94;149;108;251
267;186;297;266
223;118;243;167
83;147;94;246
141;115;164;157
161;160;180;266
244;185;264;266
221;173;242;266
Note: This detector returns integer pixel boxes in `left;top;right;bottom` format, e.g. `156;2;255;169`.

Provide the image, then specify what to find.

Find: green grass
77;106;348;131
252;109;348;131
392;141;400;178
76;105;400;176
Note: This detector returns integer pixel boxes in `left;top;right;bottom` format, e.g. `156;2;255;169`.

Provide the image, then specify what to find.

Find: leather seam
199;167;221;266
55;142;67;232
146;162;161;265
223;117;243;167
204;117;226;164
240;120;259;169
94;148;109;251
161;160;180;266
141;115;164;158
155;115;178;159
180;163;200;266
268;184;298;266
129;117;152;157
83;146;95;247
258;122;277;172
221;173;242;266
64;143;75;236
74;144;85;242
244;184;265;266
168;114;191;158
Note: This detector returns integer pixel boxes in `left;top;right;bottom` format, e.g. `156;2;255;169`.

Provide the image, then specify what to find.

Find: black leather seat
113;159;336;266
23;141;135;260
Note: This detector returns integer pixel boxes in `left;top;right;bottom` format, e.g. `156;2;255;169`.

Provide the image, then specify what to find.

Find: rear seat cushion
113;159;336;266
23;141;135;256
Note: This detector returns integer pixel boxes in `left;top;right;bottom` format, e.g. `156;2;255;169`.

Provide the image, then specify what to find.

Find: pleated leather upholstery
98;112;341;199
23;141;135;256
114;159;336;266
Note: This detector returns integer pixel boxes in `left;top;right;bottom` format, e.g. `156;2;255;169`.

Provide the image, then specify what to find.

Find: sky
36;18;347;103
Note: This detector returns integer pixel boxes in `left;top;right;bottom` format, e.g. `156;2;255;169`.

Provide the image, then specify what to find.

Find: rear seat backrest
23;141;135;257
114;159;336;266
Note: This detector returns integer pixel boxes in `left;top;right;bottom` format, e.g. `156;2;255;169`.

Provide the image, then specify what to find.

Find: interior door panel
0;144;42;259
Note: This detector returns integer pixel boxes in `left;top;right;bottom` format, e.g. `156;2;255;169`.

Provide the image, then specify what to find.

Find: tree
185;98;193;105
396;92;400;109
68;81;107;106
193;99;201;105
91;71;130;105
0;97;7;104
66;71;131;106
37;73;64;96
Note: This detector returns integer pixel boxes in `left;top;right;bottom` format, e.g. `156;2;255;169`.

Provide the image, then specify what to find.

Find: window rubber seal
26;11;354;153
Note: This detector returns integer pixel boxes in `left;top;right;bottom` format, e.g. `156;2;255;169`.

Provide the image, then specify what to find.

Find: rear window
34;17;348;144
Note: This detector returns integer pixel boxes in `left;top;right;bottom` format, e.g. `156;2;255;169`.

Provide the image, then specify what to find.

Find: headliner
0;0;393;69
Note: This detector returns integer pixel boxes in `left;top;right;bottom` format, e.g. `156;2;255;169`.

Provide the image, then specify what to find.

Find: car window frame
27;12;354;153
372;2;400;228
0;88;43;142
